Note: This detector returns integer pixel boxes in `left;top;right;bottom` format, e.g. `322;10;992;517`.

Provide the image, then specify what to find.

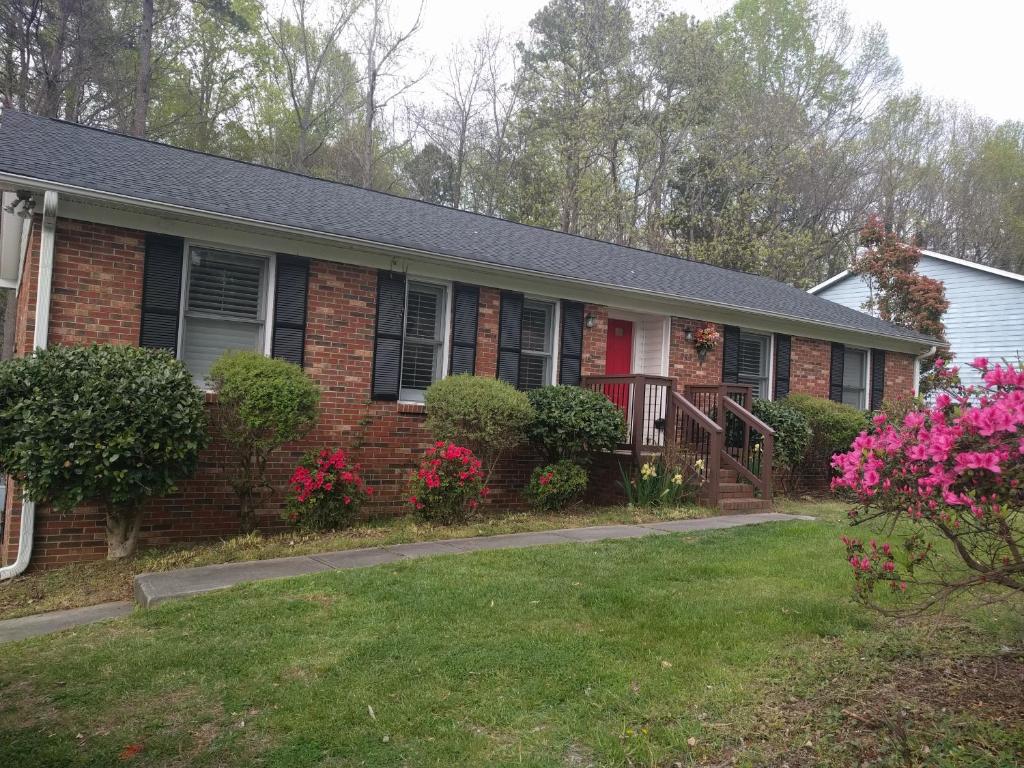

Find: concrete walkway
1;511;813;643
0;601;133;643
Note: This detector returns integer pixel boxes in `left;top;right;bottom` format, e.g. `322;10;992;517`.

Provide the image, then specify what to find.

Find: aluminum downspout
913;345;938;397
1;190;58;580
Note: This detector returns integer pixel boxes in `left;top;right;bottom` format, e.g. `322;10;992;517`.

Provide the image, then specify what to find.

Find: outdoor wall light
585;314;597;328
684;326;694;343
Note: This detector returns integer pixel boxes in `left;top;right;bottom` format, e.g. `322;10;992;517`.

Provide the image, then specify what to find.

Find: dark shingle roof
0;109;935;345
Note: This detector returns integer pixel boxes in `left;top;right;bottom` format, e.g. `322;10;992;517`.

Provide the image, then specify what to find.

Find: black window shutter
449;283;479;376
271;254;309;366
870;349;886;410
371;271;406;400
773;334;791;399
558;300;584;385
829;342;845;402
139;233;184;353
721;325;740;383
496;291;524;386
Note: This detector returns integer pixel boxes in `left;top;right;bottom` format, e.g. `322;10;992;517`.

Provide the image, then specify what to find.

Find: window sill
397;401;427;415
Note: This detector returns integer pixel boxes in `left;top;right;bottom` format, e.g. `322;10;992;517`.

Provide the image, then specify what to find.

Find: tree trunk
132;0;154;138
238;492;259;534
106;504;143;559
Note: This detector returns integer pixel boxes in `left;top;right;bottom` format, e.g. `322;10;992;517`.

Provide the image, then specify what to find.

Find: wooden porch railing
684;384;776;501
582;376;775;506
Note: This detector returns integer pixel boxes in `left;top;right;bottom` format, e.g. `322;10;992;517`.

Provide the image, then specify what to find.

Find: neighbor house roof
0;109;936;346
809;250;1024;294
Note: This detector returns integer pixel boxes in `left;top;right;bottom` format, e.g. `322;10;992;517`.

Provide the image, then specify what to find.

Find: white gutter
1;189;58;580
913;345;938;397
0;169;938;353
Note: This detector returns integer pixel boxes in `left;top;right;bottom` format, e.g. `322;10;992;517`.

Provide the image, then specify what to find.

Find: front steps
704;468;773;513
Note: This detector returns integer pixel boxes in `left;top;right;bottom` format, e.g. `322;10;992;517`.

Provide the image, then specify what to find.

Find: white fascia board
807;270;851;294
919;250;1024;283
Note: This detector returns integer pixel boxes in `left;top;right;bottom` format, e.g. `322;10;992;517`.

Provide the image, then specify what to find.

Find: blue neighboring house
810;250;1024;388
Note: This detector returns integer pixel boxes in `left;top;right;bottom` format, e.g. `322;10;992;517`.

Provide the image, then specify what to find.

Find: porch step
719;482;754;499
718;469;738;482
718;497;773;513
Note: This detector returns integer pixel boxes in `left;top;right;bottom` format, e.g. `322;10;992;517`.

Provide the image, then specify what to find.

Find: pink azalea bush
285;449;371;530
408;441;489;524
832;358;1024;611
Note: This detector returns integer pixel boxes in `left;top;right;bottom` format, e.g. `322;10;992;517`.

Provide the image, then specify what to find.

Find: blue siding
815;256;1024;388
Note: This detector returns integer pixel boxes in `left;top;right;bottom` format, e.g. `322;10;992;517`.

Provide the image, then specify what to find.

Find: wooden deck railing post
762;433;774;501
707;420;722;508
630;375;646;465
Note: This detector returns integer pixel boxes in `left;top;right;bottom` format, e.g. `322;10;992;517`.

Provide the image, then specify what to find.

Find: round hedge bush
751;398;812;472
524;460;589;512
0;344;208;557
424;375;535;474
526;385;626;463
208;351;321;532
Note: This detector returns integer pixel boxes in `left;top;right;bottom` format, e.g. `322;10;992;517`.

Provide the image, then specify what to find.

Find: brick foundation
2;215;921;569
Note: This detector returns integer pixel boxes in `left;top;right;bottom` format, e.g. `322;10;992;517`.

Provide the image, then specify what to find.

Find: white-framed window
180;245;269;385
842;347;869;410
400;281;448;402
519;299;556;390
738;330;771;399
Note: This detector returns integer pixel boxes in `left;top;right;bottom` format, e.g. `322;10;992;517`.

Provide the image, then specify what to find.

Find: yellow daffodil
693;458;705;472
640;463;657;480
671;473;684;486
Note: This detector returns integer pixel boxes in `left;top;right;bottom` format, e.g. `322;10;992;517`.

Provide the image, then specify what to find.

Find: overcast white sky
397;0;1024;123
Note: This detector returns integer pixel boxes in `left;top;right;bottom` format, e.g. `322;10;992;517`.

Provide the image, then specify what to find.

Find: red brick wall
1;215;925;569
475;287;500;377
885;352;916;401
790;336;831;399
581;304;608;377
669;317;724;390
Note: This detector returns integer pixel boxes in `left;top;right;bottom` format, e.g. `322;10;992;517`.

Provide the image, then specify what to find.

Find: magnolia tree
832;358;1024;612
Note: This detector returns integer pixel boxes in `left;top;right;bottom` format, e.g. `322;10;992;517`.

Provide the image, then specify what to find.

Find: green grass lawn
1;502;1021;767
0;503;712;620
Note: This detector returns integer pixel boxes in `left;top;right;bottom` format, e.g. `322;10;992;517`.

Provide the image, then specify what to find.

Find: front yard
0;503;713;620
1;501;1021;767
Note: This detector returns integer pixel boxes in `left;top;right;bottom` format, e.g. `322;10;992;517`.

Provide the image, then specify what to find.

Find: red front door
606;319;634;374
605;319;634;410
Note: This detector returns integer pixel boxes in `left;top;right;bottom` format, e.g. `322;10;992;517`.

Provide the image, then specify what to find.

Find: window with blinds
842;347;868;409
400;282;447;401
737;331;770;399
181;247;268;384
520;300;554;391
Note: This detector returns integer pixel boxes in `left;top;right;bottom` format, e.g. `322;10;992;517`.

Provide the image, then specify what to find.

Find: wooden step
718;469;738;482
718;497;773;513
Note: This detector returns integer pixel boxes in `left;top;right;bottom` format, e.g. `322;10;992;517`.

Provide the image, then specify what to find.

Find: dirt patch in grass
709;644;1024;767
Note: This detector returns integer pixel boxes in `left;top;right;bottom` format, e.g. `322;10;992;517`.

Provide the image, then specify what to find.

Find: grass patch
0;503;713;620
1;501;1019;766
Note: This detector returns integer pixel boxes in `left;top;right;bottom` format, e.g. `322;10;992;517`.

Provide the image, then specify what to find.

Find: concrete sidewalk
134;511;813;607
0;511;813;643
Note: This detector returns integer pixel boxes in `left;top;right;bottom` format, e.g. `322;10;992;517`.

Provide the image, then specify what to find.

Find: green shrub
208;351;320;532
526;385;627;463
751;399;812;492
784;393;870;481
0;344;207;558
424;375;534;476
524;460;589;512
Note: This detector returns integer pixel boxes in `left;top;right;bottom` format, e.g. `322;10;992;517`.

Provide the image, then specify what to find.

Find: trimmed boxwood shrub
424;375;535;478
0;344;207;558
526;385;626;463
208;351;320;533
751;399;811;493
524;460;589;512
784;393;871;484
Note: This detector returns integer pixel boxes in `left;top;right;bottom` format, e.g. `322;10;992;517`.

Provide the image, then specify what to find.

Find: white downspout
1;190;58;580
913;344;938;397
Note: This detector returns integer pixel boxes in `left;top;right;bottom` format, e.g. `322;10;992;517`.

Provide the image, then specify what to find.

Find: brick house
0;111;938;572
